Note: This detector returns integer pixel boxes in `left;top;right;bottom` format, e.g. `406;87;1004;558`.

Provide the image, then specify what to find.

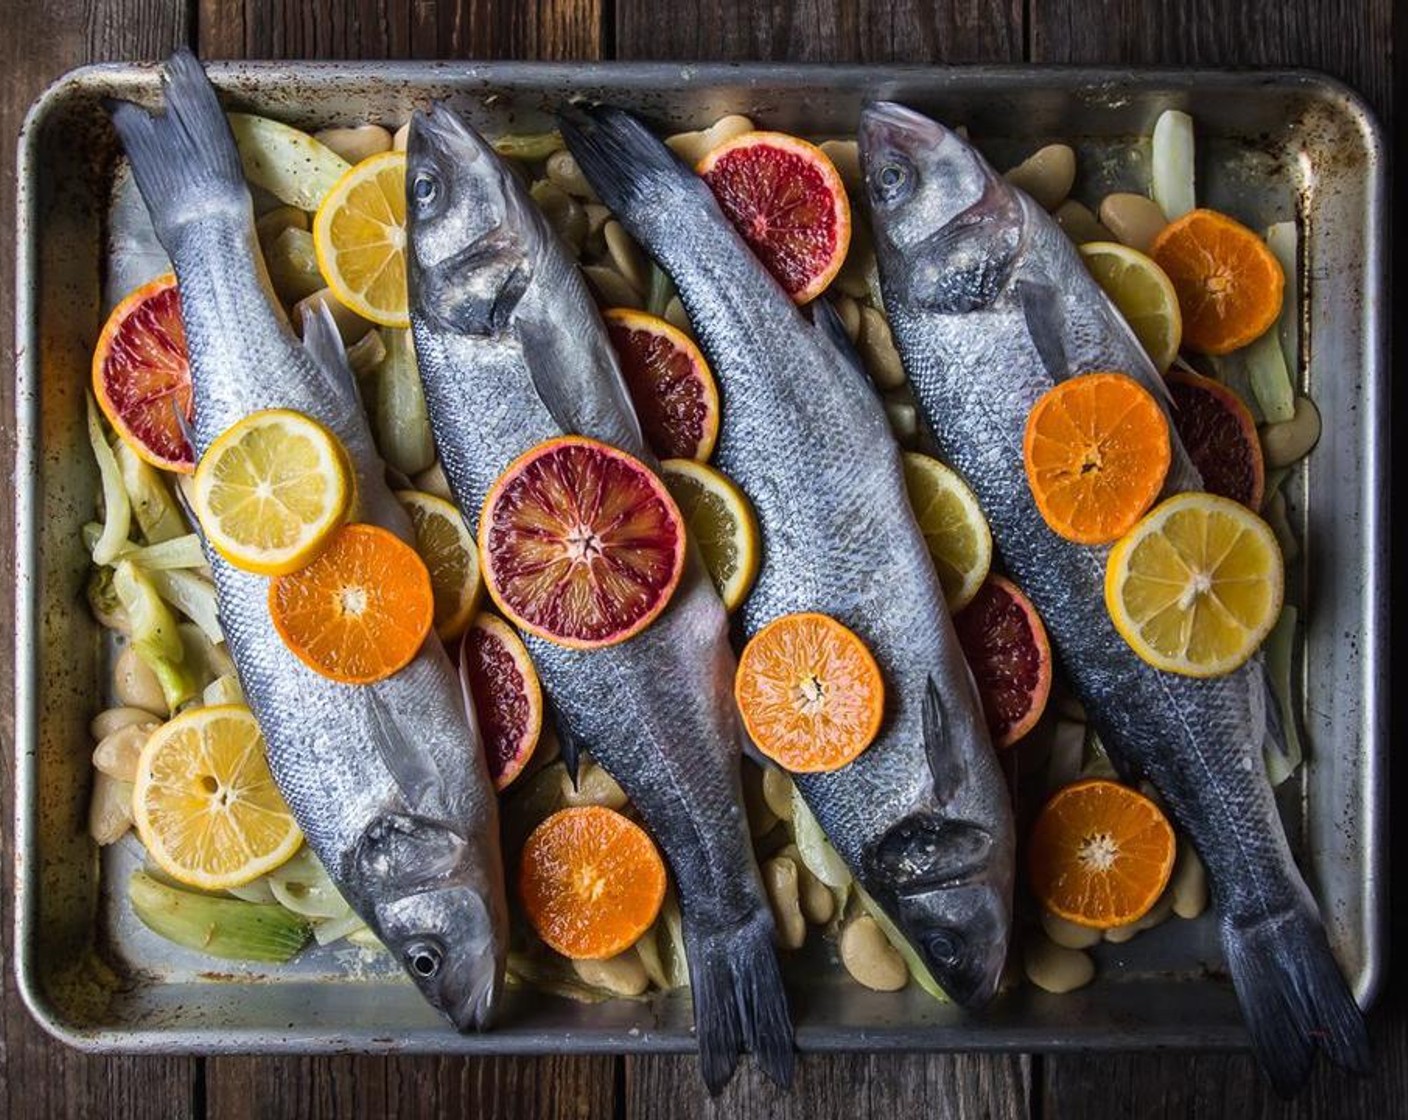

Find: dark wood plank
204;1053;616;1119
614;0;1023;62
1;1;197;1114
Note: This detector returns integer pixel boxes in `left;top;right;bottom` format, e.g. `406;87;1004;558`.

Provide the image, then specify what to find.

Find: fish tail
1223;902;1371;1094
105;48;245;242
684;908;795;1095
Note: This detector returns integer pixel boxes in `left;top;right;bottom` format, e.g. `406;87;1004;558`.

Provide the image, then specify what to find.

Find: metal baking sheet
12;62;1386;1055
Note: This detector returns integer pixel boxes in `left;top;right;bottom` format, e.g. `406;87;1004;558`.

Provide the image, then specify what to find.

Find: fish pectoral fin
923;674;967;806
422;239;531;338
810;298;881;396
366;689;446;813
1016;277;1072;382
299;297;364;413
910;199;1022;314
354;811;469;893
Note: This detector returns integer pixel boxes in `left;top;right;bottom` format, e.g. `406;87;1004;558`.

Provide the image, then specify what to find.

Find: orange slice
1028;778;1177;929
268;523;434;684
518;805;667;960
734;612;884;774
602;308;720;462
1023;372;1171;545
460;613;543;791
1149;208;1284;355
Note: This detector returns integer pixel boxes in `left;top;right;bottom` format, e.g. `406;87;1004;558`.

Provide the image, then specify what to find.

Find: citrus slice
192;409;351;576
1079;241;1183;372
396;489;482;641
697;131;851;303
313;150;409;328
901;452;992;611
460;613;543;791
1023;372;1172;545
952;574;1052;749
602;308;720;462
478;437;687;650
1028;778;1176;929
1166;370;1265;509
519;805;667;960
658;458;760;612
132;705;303;891
735;612;884;773
269;522;434;684
1105;492;1283;677
1149;208;1284;355
92;274;194;472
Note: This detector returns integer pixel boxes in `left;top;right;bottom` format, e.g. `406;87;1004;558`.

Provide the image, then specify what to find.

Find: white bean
1054;199;1112;245
582;203;612;259
90;706;159;741
572;948;649;997
392;123;410;152
1040;909;1102;950
92;722;154;783
545;150;598;201
314;124;393;164
1170;842;1209;919
884;400;918;445
762;856;806;950
1004;144;1076;211
88;772;135;846
761;766;794;822
412;462;453;501
819;139;861;197
665;114;755;167
778;844;835;926
831;294;861;342
840;915;908;991
581;265;642;310
1260;396;1321;468
1098;192;1168;253
562;761;628;811
859;306;906;389
741;762;778;837
1104;891;1174;943
1023;933;1095;993
113;647;166;716
604;222;650;295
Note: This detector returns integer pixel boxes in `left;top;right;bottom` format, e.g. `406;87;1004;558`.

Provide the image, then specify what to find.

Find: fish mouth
858;100;951;155
443;960;502;1031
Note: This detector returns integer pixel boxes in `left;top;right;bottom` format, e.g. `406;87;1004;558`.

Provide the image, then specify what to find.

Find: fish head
859;101;1024;315
353;812;508;1030
865;814;1011;1007
405;102;534;336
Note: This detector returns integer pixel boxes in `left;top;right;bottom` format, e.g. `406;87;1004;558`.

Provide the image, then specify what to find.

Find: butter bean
1040;909;1102;950
1005;145;1076;211
88;772;135;846
314;124;392;165
113;647;166;716
742;762;779;838
1054;199;1112;245
762;856;806;950
831;294;861;342
665;114;755;167
884;399;918;445
777;844;835;926
530;181;588;256
1104;891;1174;943
1023;933;1095;993
761;766;794;822
1260;396;1321;468
92;722;154;783
412;462;453;501
604;222;650;295
90;706;159;742
392;123;410;151
572;948;649;997
840;915;908;991
546;150;598;201
859;305;906;389
1170;842;1209;919
1098;192;1168;253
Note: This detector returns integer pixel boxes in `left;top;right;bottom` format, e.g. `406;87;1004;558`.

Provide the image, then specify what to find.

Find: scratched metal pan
12;62;1386;1056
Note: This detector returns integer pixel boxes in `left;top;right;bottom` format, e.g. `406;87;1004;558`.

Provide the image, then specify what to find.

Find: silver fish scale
171;215;497;893
888;208;1301;924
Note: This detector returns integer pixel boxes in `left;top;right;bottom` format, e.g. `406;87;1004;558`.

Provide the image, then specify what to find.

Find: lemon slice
1105;492;1283;677
193;409;350;576
659;458;760;612
133;705;303;890
396;489;482;641
313;151;409;328
901;452;992;611
1080;241;1183;372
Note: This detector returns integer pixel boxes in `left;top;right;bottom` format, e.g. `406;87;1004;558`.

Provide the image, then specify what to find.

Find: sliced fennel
225;877;278;904
113;560;196;710
115;441;186;544
853;885;948;1002
227;113;351;211
1264;606;1304;787
1244;328;1296;423
492;131;565;162
86;395;131;566
1151;110;1195;221
267;847;354;920
129;870;310;962
203;673;244;707
147;568;222;643
1264;221;1299;377
371;329;435;477
789;785;851;889
129;534;205;570
313;911;370;947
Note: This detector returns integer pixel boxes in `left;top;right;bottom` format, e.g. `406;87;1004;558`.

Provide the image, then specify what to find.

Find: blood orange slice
92;274;194;472
697;132;851;304
478;437;687;650
460;613;543;791
1166;369;1265;509
602;308;720;461
952;574;1053;749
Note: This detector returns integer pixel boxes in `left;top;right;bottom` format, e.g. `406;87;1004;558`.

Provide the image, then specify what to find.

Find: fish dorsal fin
354;811;468;893
923;674;967;806
366;689;444;814
300;298;364;414
554;706;583;789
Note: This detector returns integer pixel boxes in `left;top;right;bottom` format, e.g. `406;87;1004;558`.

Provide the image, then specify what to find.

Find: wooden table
1;0;1399;1115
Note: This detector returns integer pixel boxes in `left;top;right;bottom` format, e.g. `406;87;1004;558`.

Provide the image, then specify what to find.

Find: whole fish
859;101;1369;1091
107;50;509;1029
560;105;1016;1009
403;104;793;1093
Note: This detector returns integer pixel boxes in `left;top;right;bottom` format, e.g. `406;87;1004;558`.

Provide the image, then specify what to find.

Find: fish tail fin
105;48;245;242
684;909;795;1095
1223;903;1371;1095
557;103;701;250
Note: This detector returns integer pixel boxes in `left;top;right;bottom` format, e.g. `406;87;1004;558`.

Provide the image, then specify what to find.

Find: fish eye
412;173;440;206
405;939;444;978
879;163;906;188
873;158;915;205
925;929;961;964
